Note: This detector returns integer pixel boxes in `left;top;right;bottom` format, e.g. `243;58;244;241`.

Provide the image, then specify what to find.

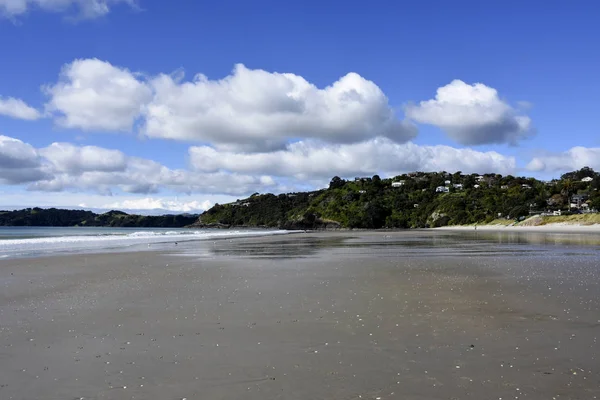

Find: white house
358;190;366;194
582;177;593;182
444;180;451;186
476;175;485;182
522;184;532;189
436;186;449;193
474;184;480;189
453;183;463;189
391;181;405;188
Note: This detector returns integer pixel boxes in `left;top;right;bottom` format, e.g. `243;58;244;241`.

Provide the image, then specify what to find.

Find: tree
329;176;345;189
560;179;575;205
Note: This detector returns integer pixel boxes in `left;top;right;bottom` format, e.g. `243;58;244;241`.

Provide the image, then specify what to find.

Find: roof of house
572;194;589;199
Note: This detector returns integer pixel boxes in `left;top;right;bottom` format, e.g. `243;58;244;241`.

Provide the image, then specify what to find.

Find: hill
0;208;198;227
194;168;600;229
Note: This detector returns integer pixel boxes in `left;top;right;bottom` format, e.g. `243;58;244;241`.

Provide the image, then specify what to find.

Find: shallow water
0;226;296;259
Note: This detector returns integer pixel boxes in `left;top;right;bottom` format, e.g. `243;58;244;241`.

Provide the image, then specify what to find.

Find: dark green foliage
0;208;198;227
329;176;346;189
199;169;600;229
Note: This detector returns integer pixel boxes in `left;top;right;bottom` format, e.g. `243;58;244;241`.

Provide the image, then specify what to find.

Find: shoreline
437;223;600;233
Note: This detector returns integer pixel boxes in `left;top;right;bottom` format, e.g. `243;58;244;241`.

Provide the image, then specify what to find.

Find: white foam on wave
0;229;294;258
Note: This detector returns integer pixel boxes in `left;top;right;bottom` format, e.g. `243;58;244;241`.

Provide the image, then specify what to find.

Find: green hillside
195;168;600;229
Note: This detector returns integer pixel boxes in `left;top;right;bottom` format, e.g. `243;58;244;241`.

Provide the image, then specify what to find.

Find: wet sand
1;231;599;399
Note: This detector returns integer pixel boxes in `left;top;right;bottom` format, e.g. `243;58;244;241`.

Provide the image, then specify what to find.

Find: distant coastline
4;168;599;231
0;208;198;228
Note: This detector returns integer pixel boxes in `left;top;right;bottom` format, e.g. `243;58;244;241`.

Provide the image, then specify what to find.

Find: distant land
3;168;599;229
0;208;199;227
193;167;600;230
0;205;204;217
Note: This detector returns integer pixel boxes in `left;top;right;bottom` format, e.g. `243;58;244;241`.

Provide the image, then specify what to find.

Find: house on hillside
501;185;509;190
436;186;450;193
474;184;480;189
453;183;464;190
354;177;371;182
444;180;451;186
571;194;589;209
391;181;405;188
358;190;366;194
476;175;485;182
582;177;593;182
522;184;532;189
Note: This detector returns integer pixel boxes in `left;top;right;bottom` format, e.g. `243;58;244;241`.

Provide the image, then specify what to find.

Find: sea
0;227;294;259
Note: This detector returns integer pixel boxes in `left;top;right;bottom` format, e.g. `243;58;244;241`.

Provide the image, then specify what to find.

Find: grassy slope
536;214;600;225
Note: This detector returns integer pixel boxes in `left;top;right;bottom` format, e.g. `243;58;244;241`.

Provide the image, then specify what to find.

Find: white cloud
405;80;532;145
0;96;41;120
40;142;127;173
0;134;279;196
190;137;516;180
16;138;279;196
101;198;213;212
28;156;278;196
143;64;416;150
0;134;49;183
0;0;137;19
44;58;151;131
0;190;233;212
42;59;416;150
526;147;600;172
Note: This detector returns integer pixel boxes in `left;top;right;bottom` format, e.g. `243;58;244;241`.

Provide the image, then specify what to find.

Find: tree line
0;208;198;227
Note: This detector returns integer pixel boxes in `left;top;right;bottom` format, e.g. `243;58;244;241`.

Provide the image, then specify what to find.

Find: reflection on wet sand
177;230;600;260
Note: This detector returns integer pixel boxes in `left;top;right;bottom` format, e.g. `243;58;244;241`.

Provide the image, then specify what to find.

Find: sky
0;0;599;213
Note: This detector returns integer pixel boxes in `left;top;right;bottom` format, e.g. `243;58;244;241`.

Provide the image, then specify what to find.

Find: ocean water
0;227;294;259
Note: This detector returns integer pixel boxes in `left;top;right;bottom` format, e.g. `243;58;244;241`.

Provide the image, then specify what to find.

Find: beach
438;223;600;233
1;231;599;399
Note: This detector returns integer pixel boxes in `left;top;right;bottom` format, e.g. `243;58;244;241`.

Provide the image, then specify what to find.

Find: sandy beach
1;231;599;399
437;224;600;233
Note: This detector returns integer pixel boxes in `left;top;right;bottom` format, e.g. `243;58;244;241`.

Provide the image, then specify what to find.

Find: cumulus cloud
0;135;49;183
44;58;151;132
143;64;416;150
101;198;213;212
526;147;600;172
406;80;532;145
189;137;516;180
40;142;128;173
42;60;416;150
0;134;278;196
0;0;137;19
29;151;278;196
0;96;41;120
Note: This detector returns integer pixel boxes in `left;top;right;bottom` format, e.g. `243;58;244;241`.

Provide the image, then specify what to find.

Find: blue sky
0;0;599;212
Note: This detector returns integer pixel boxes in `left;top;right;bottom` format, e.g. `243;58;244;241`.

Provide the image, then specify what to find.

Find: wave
0;229;294;258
